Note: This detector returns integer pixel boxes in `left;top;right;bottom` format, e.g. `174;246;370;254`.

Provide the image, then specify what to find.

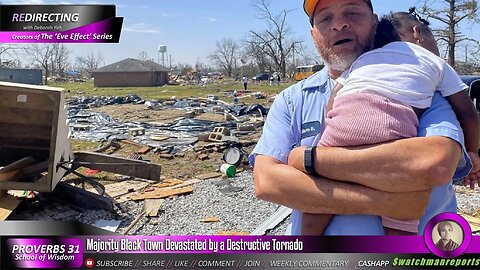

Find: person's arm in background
288;136;460;193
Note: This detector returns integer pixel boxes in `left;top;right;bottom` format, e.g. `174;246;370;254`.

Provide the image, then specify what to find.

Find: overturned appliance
0;82;161;193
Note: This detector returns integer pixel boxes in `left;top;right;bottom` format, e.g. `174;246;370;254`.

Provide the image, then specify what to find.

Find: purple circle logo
424;213;471;258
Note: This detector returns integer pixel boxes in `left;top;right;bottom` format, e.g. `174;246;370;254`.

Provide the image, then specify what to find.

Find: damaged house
92;58;169;87
0;68;42;85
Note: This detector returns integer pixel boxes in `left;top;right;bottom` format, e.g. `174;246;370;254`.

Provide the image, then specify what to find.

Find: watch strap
304;146;317;175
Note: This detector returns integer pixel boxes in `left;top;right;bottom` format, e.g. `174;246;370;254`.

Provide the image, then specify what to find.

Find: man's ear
412;25;424;44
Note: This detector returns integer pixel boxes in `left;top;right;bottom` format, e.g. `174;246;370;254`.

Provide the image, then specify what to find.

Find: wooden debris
159;154;174;159
196;172;222;180
136;146;151;154
198;154;209;160
144;199;164;217
200;217;220;223
152;179;184;188
121;139;147;147
0;192;21;221
150;135;171;141
460;213;480;232
217;231;249;235
130;186;193;201
174;152;186;158
123;210;147;235
156;179;201;190
86;180;150;203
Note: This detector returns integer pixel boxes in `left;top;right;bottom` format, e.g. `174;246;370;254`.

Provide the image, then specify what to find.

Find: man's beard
316;28;375;72
321;48;365;72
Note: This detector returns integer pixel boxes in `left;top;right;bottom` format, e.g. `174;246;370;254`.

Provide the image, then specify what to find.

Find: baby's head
373;17;401;49
375;9;439;55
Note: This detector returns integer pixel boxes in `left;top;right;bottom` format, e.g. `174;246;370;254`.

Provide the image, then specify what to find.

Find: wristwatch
304;146;317;175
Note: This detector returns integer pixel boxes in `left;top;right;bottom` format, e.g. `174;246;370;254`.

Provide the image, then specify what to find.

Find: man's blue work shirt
249;68;472;235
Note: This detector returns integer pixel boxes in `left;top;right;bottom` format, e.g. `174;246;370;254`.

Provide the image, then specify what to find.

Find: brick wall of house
93;71;167;87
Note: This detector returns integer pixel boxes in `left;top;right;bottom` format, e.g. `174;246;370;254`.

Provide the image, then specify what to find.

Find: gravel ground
455;185;480;215
9;171;289;235
123;171;288;235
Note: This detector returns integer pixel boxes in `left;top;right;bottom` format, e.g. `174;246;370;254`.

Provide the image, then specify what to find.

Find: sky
2;0;480;67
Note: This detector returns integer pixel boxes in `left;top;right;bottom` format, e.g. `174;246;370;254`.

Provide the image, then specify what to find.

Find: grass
52;80;294;104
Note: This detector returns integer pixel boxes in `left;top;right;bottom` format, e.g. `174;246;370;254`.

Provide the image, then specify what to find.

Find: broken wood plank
130;186;193;201
150;135;171;141
217;231;249;235
123;210;147;235
460;213;480;232
200;217;219;223
87;180;150;197
159;179;201;190
198;154;209;160
196;172;222;180
136;146;151;155
151;179;184;188
0;192;21;221
144;199;164;217
121;139;148;147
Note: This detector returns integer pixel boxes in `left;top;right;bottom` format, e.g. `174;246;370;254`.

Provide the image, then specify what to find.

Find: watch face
223;147;242;165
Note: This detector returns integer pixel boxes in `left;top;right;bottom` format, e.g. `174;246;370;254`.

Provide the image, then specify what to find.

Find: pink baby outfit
319;92;420;233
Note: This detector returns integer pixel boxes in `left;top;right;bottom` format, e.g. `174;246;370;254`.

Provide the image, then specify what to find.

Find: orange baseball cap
303;0;373;18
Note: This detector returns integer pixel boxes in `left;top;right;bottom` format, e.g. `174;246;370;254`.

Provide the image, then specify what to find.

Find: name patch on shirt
301;121;320;139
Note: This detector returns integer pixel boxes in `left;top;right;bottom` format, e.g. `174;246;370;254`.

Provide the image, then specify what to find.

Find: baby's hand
464;152;480;189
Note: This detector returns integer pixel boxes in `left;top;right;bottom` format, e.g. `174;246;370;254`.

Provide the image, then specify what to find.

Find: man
242;75;249;91
250;0;472;235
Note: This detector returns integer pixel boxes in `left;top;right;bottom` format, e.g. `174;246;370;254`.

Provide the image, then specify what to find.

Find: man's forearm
314;136;461;192
254;155;430;220
288;136;461;192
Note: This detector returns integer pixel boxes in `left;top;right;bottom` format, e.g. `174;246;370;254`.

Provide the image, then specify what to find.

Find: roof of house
94;58;169;73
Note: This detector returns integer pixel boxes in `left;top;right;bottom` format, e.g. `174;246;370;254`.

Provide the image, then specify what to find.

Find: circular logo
424;213;472;258
85;258;95;268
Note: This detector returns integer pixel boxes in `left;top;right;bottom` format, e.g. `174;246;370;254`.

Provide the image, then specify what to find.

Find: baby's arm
447;90;480;187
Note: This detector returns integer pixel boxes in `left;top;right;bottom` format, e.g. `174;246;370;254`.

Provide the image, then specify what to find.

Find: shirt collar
301;67;331;91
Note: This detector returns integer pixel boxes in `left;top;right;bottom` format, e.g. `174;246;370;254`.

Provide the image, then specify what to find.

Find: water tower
158;45;167;66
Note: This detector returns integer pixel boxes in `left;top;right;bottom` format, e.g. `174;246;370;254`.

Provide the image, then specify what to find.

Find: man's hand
464;151;480;189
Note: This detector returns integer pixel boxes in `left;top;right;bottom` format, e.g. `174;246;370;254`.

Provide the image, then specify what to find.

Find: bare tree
0;44;21;68
419;0;479;68
76;52;104;78
243;38;274;73
208;38;239;77
246;0;303;78
50;44;70;77
24;44;55;85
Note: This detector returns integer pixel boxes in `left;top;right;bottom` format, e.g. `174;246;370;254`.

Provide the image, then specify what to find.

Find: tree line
209;0;480;78
0;0;479;85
